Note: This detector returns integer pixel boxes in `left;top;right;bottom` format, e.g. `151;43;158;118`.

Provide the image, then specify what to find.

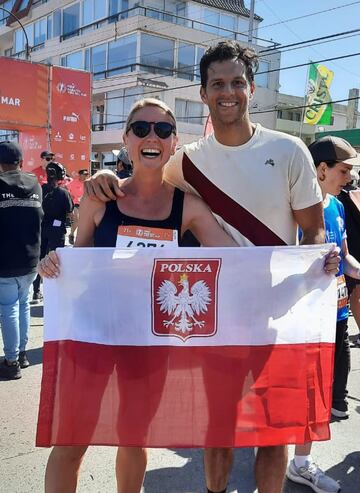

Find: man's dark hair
200;41;259;88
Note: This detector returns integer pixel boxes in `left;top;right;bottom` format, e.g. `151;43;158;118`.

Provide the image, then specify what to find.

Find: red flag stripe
36;340;334;448
182;153;286;246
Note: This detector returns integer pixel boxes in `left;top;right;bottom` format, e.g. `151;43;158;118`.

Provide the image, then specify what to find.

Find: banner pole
299;61;310;141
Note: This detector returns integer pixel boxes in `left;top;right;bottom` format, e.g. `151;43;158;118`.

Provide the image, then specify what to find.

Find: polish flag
36;245;337;448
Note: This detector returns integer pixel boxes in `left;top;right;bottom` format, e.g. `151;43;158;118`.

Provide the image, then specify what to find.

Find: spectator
32;162;73;303
32;150;55;186
116;148;132;179
67;169;89;245
0;141;42;379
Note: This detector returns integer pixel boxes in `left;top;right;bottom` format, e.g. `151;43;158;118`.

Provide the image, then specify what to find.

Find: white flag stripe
44;246;337;347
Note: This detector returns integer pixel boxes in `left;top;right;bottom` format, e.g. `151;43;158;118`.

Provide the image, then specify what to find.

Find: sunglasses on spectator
44;157;54;162
127;121;176;139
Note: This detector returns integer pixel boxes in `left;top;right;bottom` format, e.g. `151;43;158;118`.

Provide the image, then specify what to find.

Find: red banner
50;67;91;175
0;57;48;129
19;128;49;173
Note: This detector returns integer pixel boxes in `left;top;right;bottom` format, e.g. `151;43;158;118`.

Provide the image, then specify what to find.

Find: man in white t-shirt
85;42;332;493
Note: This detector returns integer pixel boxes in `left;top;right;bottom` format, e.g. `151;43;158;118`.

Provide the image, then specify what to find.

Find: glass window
25;23;34;46
194;46;205;81
219;13;235;38
85;48;90;71
123;86;143;120
14;29;24;53
140;34;174;75
34;18;47;45
94;0;107;20
0;1;15;26
255;60;269;88
109;0;129;20
53;10;61;37
108;33;137;75
64;50;84;69
106;89;124;129
177;42;195;81
175;99;203;124
47;15;53;38
91;43;107;80
63;3;80;35
146;0;164;19
203;8;219;34
82;0;93;25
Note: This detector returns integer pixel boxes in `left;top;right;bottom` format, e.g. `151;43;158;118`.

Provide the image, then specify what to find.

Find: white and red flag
36;245;337;448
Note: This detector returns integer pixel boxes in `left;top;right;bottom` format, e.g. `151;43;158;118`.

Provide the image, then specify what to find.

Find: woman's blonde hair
125;98;177;134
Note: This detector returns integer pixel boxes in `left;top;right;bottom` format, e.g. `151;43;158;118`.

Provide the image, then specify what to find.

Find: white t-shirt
164;124;322;246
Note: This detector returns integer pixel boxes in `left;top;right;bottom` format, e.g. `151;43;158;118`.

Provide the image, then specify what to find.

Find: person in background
0;141;42;379
116;148;132;179
67;169;89;245
338;168;360;347
288;136;360;493
32;150;55;186
32;162;73;303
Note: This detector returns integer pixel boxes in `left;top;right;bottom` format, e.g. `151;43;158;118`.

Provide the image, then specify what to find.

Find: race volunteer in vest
38;98;238;493
32;162;73;303
0;141;42;380
82;41;340;493
288;136;360;493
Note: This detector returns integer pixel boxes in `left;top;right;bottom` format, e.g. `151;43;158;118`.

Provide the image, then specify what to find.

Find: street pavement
1;302;359;493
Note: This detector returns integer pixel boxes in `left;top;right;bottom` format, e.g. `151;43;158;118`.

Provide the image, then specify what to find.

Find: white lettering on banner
1;96;21;106
116;226;178;248
159;263;212;273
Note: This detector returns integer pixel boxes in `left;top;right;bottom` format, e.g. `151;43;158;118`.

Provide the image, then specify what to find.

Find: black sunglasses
44;157;54;162
127;121;176;139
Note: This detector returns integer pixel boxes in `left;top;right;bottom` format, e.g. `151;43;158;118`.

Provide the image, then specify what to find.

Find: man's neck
213;120;256;147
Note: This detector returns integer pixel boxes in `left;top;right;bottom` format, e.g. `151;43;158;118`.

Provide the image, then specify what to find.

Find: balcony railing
60;6;278;48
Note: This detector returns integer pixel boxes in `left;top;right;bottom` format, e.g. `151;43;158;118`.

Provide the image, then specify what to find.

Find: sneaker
0;359;22;380
32;291;43;304
18;351;29;369
286;459;340;493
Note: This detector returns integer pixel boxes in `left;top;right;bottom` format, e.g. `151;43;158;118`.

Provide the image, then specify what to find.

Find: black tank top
94;187;185;247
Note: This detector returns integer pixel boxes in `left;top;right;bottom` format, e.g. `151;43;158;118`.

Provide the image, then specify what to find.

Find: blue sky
248;0;360;101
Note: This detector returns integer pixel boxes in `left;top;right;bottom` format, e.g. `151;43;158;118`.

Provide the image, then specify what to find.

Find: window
53;10;61;37
177;43;195;81
34;18;47;46
175;99;203;124
108;33;137;75
62;50;84;69
91;43;107;79
140;34;174;75
106;86;144;129
219;13;236;38
203;8;219;34
63;3;80;36
255;60;269;88
82;0;107;26
47;15;53;38
194;46;205;81
0;1;16;26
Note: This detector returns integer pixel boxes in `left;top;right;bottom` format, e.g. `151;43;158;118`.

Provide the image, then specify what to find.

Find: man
32;150;55;185
115;147;132;179
67;169;89;244
32;162;73;303
0;141;42;379
85;41;328;493
338;168;360;347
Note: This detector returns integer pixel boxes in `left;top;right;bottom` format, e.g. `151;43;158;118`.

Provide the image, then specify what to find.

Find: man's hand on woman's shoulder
84;169;125;202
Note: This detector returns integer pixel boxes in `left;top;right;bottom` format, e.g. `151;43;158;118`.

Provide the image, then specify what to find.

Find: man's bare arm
294;202;325;245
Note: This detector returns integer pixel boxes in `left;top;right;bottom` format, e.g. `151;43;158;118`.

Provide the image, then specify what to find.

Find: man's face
41;155;54;169
323;162;353;196
200;59;255;127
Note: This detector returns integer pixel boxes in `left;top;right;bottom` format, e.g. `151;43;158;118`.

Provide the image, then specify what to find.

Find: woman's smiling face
124;105;178;171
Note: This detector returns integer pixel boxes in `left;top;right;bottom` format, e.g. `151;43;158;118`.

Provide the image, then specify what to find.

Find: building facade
0;0;281;170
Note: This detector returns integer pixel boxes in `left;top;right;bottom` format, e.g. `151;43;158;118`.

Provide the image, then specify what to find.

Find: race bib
116;225;178;248
337;274;348;309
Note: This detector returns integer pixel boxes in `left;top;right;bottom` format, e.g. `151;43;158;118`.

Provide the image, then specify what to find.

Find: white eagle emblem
156;273;211;333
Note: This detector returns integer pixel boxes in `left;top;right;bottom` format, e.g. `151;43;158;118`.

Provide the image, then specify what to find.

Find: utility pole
248;0;255;43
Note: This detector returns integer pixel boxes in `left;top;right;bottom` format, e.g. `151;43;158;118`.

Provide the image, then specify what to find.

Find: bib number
337;275;348;309
116;226;178;248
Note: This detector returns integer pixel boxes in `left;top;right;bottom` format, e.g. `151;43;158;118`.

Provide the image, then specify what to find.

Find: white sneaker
286;459;340;493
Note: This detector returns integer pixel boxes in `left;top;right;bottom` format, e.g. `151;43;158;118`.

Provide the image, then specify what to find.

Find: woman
38;98;238;493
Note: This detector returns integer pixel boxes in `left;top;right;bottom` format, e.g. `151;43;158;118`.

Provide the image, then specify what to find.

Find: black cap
40;150;55;159
309;136;360;166
46;162;66;181
0;141;23;165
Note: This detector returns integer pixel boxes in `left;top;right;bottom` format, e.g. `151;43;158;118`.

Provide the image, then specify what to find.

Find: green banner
304;63;334;125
